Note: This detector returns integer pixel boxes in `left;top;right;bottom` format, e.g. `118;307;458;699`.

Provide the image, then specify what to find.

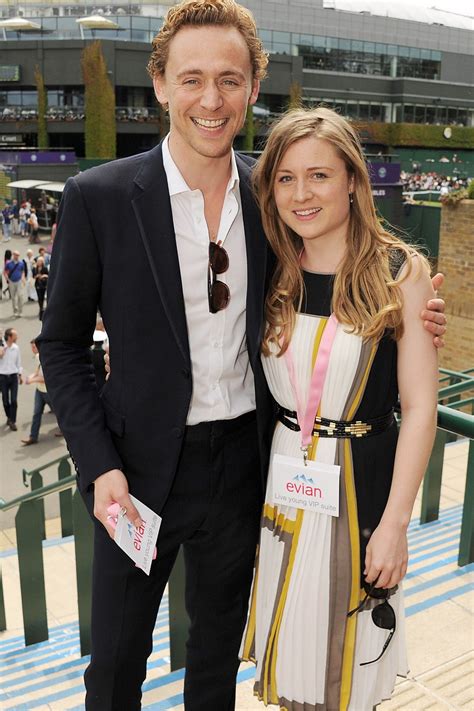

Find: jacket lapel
132;143;190;367
237;155;267;365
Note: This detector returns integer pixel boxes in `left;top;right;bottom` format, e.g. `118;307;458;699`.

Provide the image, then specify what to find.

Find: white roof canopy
7;180;65;192
7;179;48;189
0;17;41;30
76;15;120;29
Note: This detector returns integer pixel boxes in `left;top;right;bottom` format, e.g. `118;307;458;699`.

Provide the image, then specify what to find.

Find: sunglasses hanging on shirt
208;241;230;313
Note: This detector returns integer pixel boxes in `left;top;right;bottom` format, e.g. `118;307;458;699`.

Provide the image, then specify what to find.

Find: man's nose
200;83;224;112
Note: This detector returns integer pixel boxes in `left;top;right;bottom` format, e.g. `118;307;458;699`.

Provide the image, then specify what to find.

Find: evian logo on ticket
114;494;161;575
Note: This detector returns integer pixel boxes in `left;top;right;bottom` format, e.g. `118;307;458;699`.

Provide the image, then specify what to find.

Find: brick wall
438;200;474;372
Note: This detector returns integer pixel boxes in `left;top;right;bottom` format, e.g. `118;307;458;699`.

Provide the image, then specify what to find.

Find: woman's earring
349;193;354;205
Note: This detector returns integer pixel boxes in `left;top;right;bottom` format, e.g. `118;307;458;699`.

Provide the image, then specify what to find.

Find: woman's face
273;136;354;246
37;257;44;268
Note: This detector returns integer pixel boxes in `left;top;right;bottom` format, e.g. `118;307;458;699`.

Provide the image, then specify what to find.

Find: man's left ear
249;79;260;106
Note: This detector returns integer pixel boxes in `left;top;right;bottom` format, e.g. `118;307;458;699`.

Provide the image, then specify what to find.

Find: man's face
9;330;17;343
12;252;20;262
153;25;259;162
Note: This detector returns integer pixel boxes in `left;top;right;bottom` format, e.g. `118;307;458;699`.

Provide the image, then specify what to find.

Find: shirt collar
162;134;240;197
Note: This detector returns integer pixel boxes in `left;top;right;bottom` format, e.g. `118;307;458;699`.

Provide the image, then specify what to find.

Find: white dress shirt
162;135;255;425
0;342;22;375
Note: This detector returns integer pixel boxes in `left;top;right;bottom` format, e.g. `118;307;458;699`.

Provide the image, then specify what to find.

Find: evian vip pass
271;454;340;516
114;494;161;575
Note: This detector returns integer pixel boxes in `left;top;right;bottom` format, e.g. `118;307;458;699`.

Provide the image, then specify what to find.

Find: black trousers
0;373;19;424
84;411;262;711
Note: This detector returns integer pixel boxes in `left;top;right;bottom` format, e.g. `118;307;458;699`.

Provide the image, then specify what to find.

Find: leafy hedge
34;65;48;149
243;104;255;152
81;41;116;160
355;122;474;149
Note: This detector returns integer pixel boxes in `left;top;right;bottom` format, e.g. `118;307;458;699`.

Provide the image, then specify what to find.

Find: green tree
81;41;116;159
243;104;255;152
34;65;48;149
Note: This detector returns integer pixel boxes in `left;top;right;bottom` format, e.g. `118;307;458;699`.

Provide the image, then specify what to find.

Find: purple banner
368;162;401;185
0;150;76;165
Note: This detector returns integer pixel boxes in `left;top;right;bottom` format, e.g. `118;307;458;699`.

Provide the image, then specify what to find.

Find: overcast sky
330;0;473;30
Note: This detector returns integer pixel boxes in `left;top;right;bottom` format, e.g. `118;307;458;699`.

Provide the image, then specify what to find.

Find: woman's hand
364;520;408;589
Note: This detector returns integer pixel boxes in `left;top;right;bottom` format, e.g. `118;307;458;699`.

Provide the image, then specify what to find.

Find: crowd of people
2;246;51;320
400;170;470;195
1;199;42;244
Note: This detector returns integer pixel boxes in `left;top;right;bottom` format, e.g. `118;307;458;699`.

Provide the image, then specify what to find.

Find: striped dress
241;270;408;711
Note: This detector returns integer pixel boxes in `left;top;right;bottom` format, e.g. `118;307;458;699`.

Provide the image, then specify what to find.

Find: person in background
3;250;26;317
19;202;29;237
21;337;55;445
1;204;13;242
24;249;38;302
2;248;12;299
28;207;39;244
91;328;108;392
11;199;20;235
36;246;51;268
33;255;49;320
0;327;23;431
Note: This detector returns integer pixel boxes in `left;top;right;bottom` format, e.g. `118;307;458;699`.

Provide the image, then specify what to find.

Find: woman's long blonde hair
256;107;425;356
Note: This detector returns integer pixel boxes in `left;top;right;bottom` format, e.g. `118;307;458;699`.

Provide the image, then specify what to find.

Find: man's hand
93;468;142;539
422;272;446;348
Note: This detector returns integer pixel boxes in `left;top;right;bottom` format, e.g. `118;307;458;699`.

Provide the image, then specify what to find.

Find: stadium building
0;0;472;161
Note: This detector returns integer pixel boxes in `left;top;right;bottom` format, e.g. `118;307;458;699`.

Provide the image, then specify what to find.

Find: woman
240;108;438;710
33;256;48;320
28;207;39;244
24;249;38;302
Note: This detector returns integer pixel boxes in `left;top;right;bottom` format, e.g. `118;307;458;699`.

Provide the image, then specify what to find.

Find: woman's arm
364;256;438;589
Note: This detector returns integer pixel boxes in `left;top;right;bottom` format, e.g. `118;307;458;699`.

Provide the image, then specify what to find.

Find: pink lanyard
283;314;339;464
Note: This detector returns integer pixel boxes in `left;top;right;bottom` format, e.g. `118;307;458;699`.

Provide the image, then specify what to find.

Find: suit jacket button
173;427;184;438
181;368;190;379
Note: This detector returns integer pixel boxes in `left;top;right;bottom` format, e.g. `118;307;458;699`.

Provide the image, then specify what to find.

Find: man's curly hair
147;0;268;80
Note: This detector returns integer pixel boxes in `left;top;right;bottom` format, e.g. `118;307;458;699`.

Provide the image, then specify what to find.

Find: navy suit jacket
38;142;276;513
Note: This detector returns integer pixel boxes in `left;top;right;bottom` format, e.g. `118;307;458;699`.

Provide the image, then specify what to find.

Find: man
21;337;52;445
38;1;446;709
0;327;22;431
3;250;26;317
11;199;20;235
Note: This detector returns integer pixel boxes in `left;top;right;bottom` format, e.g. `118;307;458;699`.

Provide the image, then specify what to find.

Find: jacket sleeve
37;176;123;492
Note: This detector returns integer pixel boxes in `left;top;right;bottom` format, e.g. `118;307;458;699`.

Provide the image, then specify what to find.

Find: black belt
185;410;257;442
277;406;394;439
